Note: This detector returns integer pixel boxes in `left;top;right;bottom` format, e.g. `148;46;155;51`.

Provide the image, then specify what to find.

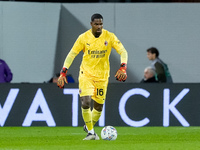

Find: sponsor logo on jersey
88;50;107;58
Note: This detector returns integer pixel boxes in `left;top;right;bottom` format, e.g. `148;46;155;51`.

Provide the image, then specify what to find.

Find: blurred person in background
140;66;158;83
147;47;173;83
0;59;13;83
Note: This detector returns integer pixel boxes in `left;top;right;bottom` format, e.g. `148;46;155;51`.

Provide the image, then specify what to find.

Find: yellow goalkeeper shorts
78;71;108;104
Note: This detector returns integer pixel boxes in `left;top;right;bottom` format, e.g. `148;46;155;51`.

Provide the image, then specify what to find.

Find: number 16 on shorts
97;88;104;96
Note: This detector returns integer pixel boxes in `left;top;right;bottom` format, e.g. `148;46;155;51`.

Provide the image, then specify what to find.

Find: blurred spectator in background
48;73;75;83
140;66;158;83
147;47;173;83
0;59;13;83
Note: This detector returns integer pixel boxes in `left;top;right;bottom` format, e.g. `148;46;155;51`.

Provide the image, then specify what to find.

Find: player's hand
57;67;68;89
115;63;127;82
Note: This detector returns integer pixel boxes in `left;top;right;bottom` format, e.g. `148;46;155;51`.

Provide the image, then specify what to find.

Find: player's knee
81;100;91;109
80;96;91;109
94;102;103;111
95;106;103;112
81;102;90;109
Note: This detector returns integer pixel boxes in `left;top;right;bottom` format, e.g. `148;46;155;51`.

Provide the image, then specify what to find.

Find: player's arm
112;34;128;82
57;67;68;89
115;62;127;82
115;47;128;82
57;51;78;88
57;35;84;88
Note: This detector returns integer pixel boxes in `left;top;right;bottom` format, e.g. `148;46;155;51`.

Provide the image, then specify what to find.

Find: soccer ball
101;126;117;141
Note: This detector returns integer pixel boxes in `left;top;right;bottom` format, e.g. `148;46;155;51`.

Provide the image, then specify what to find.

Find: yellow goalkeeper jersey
64;29;128;80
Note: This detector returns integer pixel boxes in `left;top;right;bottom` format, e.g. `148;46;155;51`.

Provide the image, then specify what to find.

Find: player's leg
80;96;93;134
80;96;97;140
79;73;97;140
82;98;102;132
92;101;103;126
91;79;108;126
82;100;102;140
89;79;108;140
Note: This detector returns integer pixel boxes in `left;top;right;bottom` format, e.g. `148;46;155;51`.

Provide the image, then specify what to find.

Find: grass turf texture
0;127;200;150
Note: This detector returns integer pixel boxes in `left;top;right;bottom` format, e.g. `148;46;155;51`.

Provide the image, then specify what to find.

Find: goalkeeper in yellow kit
57;13;128;140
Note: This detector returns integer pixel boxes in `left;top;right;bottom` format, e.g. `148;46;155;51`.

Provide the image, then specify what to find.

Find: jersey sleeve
63;35;84;69
63;51;78;69
111;33;128;64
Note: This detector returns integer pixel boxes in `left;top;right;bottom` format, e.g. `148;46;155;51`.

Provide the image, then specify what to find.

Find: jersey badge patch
104;41;108;46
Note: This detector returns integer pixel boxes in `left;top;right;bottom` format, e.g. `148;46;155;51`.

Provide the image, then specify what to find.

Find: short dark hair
91;13;103;22
147;47;159;57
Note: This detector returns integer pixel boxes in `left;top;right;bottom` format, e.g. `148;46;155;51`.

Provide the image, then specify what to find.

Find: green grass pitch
0;127;200;150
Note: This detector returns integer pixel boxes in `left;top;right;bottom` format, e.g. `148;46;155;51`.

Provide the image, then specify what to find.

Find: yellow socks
92;108;102;126
82;107;102;134
81;108;93;131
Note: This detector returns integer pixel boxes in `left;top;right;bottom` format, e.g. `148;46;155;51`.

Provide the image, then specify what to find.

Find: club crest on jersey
104;41;108;46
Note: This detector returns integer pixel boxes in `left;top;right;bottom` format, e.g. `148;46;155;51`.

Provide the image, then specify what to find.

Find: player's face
147;52;156;60
91;18;103;38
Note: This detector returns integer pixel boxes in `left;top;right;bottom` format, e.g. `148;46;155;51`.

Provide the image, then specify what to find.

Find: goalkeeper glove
57;67;68;89
115;63;127;82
